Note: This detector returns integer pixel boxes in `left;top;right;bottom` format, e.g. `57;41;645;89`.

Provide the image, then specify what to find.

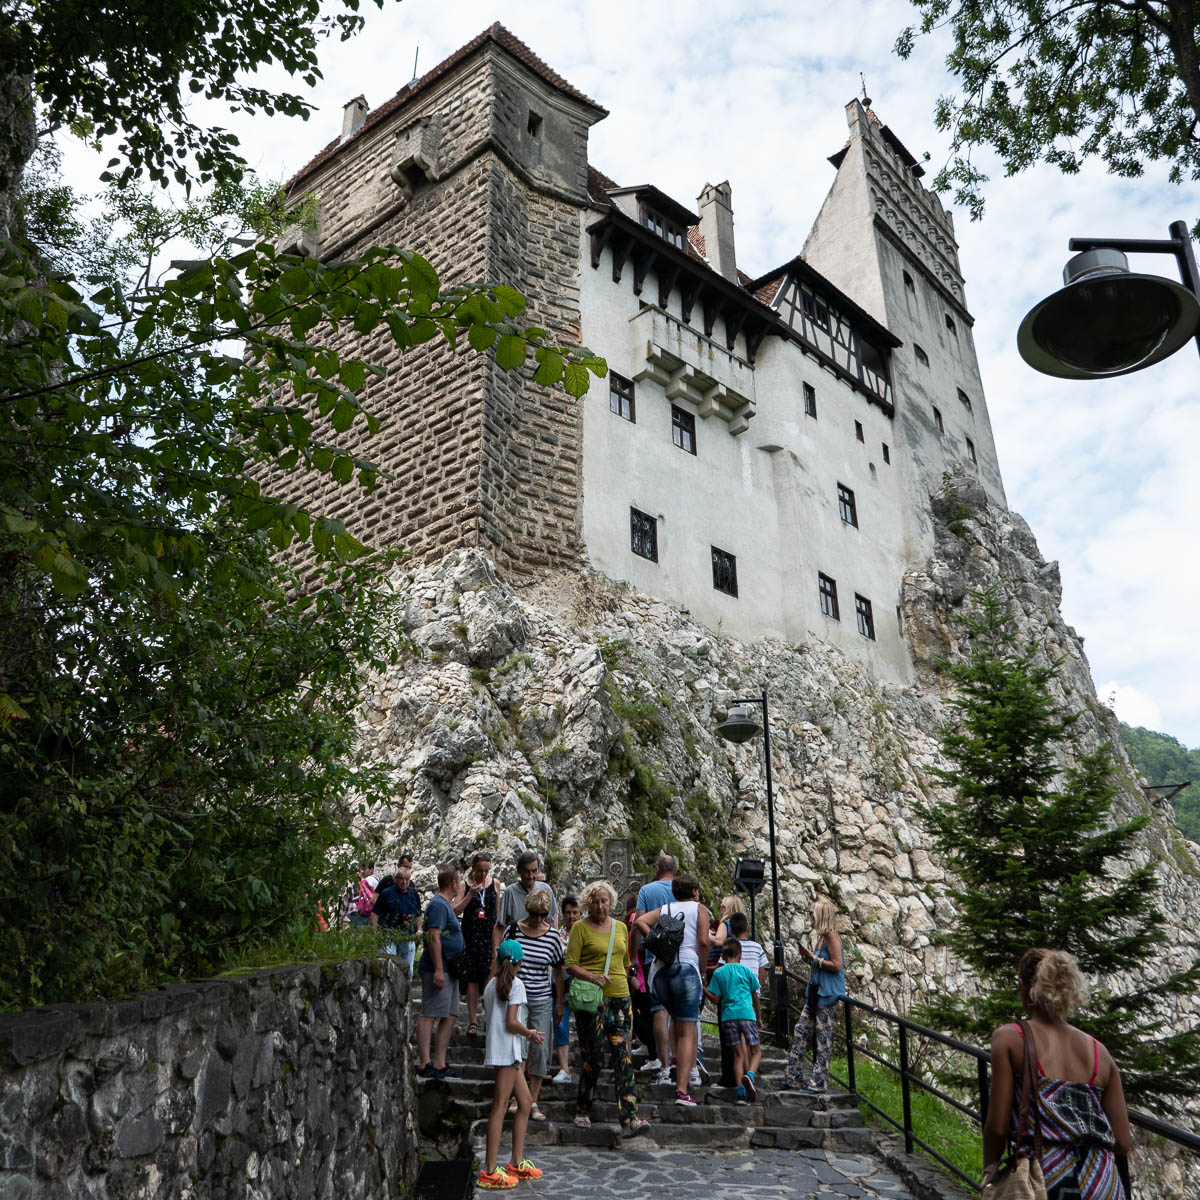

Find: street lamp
716;689;789;1046
1017;220;1200;379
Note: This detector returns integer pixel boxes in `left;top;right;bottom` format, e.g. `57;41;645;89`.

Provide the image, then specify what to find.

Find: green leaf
495;335;526;371
404;254;440;298
532;350;563;388
563;361;592;396
338;360;365;391
331;456;354;484
468;323;498;352
330;398;357;433
492;285;526;317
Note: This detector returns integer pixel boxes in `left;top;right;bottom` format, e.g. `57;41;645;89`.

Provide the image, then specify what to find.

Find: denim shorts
652;961;703;1023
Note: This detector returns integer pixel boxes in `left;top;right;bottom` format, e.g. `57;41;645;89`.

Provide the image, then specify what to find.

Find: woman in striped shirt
512;888;565;1121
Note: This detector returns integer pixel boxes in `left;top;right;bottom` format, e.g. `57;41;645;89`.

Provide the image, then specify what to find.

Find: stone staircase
413;1000;873;1157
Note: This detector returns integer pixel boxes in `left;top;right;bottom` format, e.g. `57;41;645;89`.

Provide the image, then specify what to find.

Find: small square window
630;507;658;562
855;594;876;640
882;442;890;464
803;382;817;419
957;388;972;413
854;420;864;443
527;110;543;138
801;291;831;332
933;406;944;436
837;483;858;528
966;436;977;464
818;573;839;620
609;372;635;422
903;270;915;293
671;405;697;454
712;547;738;597
945;313;957;337
914;344;929;367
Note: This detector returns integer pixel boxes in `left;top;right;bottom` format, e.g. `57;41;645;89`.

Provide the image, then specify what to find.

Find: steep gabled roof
288;23;607;189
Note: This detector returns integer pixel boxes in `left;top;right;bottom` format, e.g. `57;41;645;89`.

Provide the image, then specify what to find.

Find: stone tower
277;25;606;579
803;100;1006;538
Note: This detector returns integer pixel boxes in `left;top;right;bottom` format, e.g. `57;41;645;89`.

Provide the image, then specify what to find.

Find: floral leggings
783;1003;834;1090
575;997;639;1122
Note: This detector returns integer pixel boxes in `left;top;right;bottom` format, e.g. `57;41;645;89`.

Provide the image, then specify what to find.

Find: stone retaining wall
0;958;415;1199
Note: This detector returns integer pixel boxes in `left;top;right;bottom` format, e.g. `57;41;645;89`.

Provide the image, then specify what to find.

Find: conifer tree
916;589;1200;1110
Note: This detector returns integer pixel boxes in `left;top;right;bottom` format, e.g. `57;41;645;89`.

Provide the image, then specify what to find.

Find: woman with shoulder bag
983;948;1130;1200
782;896;845;1093
565;881;649;1136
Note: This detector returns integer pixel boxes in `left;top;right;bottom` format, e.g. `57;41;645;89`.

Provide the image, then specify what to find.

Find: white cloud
53;0;1200;743
1097;682;1164;733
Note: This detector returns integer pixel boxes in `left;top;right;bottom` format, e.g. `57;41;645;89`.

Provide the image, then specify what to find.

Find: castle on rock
280;24;1007;684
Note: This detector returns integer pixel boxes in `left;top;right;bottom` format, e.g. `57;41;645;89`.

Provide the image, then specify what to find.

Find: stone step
469;1117;755;1152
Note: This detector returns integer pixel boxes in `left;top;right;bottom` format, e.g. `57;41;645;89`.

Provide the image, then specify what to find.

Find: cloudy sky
59;1;1200;744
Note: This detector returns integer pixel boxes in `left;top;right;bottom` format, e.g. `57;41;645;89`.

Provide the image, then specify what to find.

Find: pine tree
915;589;1200;1111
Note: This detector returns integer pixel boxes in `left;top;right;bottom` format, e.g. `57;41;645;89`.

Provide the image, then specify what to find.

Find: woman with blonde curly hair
983;948;1130;1199
565;880;649;1136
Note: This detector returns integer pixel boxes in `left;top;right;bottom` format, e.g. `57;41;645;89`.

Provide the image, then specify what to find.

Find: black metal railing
780;969;1200;1192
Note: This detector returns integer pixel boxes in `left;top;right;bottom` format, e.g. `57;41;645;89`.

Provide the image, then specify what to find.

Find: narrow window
882;442;891;464
630;507;658;561
957;387;972;413
855;420;865;443
944;312;957;337
527;110;543;138
671;405;697;454
855;594;876;640
933;406;944;436
609;372;635;422
837;483;858;528
818;573;839;620
966;436;977;464
803;382;817;419
914;344;929;367
903;270;915;294
712;547;738;597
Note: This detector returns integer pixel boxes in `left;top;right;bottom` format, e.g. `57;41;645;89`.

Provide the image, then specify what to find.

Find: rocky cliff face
354;470;1199;1182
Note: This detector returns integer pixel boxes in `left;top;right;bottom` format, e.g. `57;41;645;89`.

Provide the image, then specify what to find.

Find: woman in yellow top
565;880;650;1136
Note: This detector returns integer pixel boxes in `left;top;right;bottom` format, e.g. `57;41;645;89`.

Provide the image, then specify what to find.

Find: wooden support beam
611;235;632;284
679;279;699;325
657;263;681;309
724;307;748;353
589;225;613;270
745;325;769;365
703;292;724;339
633;250;658;297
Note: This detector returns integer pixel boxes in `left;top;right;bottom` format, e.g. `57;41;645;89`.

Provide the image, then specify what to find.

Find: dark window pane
818;573;839;620
712;547;738;597
933;406;944;435
855;420;864;443
609;372;635;422
630;507;658;562
914;344;929;366
803;382;817;418
855;594;875;640
837;483;858;527
671;406;697;454
882;442;890;464
957;388;972;412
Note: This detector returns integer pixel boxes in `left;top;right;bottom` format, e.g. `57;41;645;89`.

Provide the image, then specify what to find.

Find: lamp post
716;689;789;1047
1017;220;1200;379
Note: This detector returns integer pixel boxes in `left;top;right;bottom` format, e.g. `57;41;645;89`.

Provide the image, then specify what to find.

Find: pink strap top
1012;1022;1100;1085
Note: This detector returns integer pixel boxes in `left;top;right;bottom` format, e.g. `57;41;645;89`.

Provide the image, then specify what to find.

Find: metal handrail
778;968;1200;1191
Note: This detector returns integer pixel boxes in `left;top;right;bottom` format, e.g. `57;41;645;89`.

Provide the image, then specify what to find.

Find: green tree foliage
897;1;1200;220
1120;722;1200;842
914;590;1200;1110
2;0;387;187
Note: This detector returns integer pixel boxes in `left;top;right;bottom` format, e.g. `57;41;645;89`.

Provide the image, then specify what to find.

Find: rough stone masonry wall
351;472;1200;1197
0;959;415;1200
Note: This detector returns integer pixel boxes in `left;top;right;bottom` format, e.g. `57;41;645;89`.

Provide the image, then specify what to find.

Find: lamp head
716;705;761;744
1018;248;1200;379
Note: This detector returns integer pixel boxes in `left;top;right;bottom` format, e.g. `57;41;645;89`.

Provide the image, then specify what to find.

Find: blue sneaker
735;1085;748;1105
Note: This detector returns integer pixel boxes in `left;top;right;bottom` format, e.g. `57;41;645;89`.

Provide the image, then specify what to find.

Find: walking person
476;940;545;1191
494;850;557;959
629;853;677;1076
983;948;1130;1199
566;881;650;1135
550;894;580;1085
635;871;710;1105
782;896;845;1092
416;864;465;1079
512;887;564;1122
455;851;502;1037
705;939;762;1103
370;864;422;978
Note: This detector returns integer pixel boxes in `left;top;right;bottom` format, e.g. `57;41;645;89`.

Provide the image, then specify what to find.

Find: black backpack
643;903;685;966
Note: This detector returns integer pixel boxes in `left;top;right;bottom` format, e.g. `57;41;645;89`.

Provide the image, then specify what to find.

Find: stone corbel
275;223;319;259
389;114;442;206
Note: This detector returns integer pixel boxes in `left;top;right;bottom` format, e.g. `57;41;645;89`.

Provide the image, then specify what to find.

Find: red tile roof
288;23;607;190
587;164;620;205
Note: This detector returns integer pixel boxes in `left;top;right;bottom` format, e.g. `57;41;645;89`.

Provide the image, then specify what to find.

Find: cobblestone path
515;1144;919;1199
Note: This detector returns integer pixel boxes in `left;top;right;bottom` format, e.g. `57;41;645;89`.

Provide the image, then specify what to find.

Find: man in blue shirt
629;852;677;1077
416;863;465;1079
370;864;422;977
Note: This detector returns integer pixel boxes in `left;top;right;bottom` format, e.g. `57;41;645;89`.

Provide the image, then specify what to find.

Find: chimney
697;181;736;282
341;96;369;142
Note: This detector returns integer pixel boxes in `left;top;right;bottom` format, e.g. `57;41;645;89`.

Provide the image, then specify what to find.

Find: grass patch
214;925;405;977
832;1055;982;1185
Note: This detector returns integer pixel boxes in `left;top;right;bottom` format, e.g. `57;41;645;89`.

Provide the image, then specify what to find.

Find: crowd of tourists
341;848;1130;1199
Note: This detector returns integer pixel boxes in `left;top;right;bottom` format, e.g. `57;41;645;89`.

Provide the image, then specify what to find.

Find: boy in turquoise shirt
704;939;762;1102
